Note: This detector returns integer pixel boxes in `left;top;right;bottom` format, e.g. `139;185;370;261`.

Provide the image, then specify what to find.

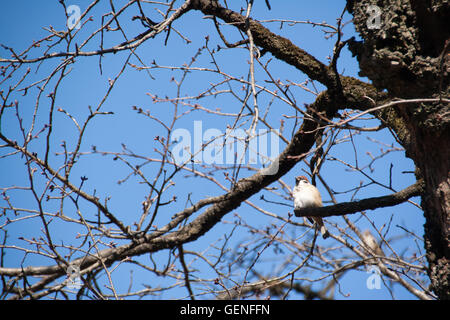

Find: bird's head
295;175;310;186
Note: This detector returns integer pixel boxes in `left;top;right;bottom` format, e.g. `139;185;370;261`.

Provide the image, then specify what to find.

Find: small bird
361;230;384;257
293;175;329;239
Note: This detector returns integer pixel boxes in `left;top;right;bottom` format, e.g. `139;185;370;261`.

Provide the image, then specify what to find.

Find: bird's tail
312;217;330;239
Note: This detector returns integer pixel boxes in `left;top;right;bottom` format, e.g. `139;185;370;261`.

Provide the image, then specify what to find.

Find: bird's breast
293;186;321;208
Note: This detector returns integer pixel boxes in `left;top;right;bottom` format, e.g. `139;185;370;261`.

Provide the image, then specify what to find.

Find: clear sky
0;1;426;300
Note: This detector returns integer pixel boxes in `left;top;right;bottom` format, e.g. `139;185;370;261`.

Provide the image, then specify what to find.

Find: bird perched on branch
293;175;330;239
361;229;384;257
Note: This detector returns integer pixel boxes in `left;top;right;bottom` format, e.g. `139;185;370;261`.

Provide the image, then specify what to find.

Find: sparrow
293;175;330;239
361;230;384;257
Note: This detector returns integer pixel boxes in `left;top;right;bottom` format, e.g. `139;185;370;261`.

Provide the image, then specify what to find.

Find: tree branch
190;0;336;88
295;179;424;218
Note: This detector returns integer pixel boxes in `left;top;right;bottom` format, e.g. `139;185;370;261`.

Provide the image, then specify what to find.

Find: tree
0;0;447;300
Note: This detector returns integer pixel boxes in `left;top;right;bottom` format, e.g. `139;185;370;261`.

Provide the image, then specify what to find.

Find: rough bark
347;0;450;299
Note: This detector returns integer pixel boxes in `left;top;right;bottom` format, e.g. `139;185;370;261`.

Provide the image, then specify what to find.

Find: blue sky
0;1;427;300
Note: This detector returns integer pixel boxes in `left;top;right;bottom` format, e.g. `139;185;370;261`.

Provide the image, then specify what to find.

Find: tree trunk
347;0;450;299
417;127;450;299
